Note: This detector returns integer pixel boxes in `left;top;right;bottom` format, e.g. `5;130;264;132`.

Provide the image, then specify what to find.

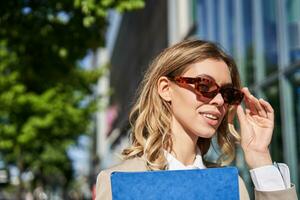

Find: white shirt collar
165;149;206;170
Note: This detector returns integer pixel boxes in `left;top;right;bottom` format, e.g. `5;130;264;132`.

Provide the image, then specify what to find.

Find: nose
209;93;225;106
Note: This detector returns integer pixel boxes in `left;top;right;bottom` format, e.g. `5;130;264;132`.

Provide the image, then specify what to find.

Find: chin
195;126;218;138
195;130;216;139
197;134;215;139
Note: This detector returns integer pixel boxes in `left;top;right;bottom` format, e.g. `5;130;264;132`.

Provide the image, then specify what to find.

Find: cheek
171;90;198;111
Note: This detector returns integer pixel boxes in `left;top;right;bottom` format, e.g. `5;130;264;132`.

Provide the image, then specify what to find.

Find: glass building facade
196;0;300;195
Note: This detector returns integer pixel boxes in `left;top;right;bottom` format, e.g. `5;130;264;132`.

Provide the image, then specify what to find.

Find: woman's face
169;59;232;139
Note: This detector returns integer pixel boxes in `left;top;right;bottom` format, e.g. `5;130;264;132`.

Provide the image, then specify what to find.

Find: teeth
202;113;218;120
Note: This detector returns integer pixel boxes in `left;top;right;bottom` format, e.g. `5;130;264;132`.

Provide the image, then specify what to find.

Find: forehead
182;59;232;85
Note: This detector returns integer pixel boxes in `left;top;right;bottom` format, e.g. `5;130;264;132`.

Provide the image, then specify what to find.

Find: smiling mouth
200;113;220;120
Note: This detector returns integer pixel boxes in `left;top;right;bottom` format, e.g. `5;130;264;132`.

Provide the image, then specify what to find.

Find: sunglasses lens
195;77;219;99
221;88;244;105
195;78;218;96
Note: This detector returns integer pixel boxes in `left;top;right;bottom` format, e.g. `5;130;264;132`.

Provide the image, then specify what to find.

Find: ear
157;76;172;102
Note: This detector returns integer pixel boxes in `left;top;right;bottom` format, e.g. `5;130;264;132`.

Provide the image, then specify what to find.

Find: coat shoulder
102;157;147;174
95;157;147;200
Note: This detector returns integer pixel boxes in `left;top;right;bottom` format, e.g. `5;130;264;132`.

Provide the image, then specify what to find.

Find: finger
251;96;267;118
259;98;274;121
242;88;267;117
244;96;256;115
242;88;258;115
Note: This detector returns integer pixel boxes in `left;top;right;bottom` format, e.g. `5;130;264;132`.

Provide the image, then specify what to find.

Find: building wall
196;0;300;196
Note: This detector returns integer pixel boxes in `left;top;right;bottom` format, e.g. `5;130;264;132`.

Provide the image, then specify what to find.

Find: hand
236;87;274;169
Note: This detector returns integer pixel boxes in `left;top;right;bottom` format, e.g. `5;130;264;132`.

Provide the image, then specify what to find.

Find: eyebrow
195;74;214;80
195;74;233;87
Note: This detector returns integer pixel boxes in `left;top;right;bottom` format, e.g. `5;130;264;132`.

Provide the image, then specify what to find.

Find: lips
199;111;221;126
202;113;219;120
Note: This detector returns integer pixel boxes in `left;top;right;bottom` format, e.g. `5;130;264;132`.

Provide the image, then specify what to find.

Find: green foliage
0;41;96;184
0;0;144;192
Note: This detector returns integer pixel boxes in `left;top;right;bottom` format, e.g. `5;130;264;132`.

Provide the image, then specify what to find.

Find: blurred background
0;0;299;199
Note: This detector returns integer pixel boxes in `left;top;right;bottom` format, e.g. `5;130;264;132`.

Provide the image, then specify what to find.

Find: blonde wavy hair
122;39;242;170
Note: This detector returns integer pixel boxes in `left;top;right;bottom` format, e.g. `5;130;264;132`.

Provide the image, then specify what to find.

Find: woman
96;40;297;200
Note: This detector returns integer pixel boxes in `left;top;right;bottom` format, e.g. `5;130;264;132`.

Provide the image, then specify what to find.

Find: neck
170;117;198;166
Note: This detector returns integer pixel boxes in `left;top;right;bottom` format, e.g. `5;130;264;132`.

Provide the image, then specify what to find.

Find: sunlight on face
169;59;232;140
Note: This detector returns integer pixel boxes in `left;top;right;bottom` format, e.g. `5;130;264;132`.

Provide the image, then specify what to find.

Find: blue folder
111;167;239;200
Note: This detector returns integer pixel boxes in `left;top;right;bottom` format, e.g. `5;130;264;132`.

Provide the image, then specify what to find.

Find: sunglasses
168;75;244;105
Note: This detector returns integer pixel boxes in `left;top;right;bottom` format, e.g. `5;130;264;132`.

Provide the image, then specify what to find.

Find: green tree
0;0;144;198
